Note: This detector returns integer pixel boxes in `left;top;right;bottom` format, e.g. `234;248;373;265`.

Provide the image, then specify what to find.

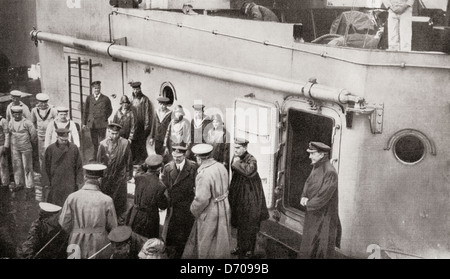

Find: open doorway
283;109;334;212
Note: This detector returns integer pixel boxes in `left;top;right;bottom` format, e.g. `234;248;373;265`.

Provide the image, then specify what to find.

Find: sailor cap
36;93;49;102
56;106;69;113
10;90;22;97
83;164;107;177
191;144;213;156
39;202;62;213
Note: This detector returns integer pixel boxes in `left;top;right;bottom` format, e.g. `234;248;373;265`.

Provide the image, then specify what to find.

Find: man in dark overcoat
298;141;341;259
17;202;68;259
229;138;269;258
161;146;197;258
83;81;113;161
97;123;133;218
129;81;153;164
42;128;83;206
126;154;168;239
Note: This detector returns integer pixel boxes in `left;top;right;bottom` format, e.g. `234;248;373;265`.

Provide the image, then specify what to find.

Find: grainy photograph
0;0;449;263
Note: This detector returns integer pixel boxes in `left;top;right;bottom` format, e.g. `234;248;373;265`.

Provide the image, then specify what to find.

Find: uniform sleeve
27;120;38;144
129;110;136;141
157;183;168;210
306;171;338;212
18;221;41;259
231;155;258;178
6;104;11;122
96;143;106;164
144;98;152;132
126;141;133;179
42;146;51;186
105;96;113;119
106;200;118;233
59;198;74;233
23;105;31;120
75;148;84;190
83;97;90;126
3;119;9;148
190;172;211;218
44;120;54;148
30;109;37;128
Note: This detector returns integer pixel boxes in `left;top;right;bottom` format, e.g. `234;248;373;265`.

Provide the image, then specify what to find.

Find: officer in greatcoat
182;144;232;259
161;146;197;258
298;141;341;259
126;154;168;239
59;164;118;259
229;138;269;258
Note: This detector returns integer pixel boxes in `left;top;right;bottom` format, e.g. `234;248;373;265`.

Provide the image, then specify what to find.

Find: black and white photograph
0;0;449;268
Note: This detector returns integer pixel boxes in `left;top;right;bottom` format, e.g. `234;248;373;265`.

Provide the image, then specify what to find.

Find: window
394;135;425;164
385;129;434;165
159;82;176;105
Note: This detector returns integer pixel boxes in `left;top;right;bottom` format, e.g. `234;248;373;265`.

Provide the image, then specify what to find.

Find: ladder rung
70;75;89;79
70;67;90;71
70;84;90;89
69;60;88;65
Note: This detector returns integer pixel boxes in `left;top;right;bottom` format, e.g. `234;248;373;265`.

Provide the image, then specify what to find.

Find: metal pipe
30;30;362;105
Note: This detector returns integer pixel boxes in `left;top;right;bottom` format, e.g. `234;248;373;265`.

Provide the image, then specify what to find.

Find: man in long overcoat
59;164;118;259
129;81;153;164
97;123;133;217
83;81;113;161
42;128;83;206
299;141;341;259
126;154;168;239
182;144;232;259
161;146;197;258
229;138;269;258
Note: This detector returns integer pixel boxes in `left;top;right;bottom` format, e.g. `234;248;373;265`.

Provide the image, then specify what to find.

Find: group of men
0;76;342;259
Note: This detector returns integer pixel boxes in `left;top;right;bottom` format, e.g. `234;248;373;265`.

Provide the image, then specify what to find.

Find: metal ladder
67;57;101;126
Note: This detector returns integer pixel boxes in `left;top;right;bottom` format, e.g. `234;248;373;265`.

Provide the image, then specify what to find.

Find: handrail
111;9;450;70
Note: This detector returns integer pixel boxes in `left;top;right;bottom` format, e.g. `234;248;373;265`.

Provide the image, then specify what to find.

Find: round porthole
394;135;425;165
160;82;176;105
